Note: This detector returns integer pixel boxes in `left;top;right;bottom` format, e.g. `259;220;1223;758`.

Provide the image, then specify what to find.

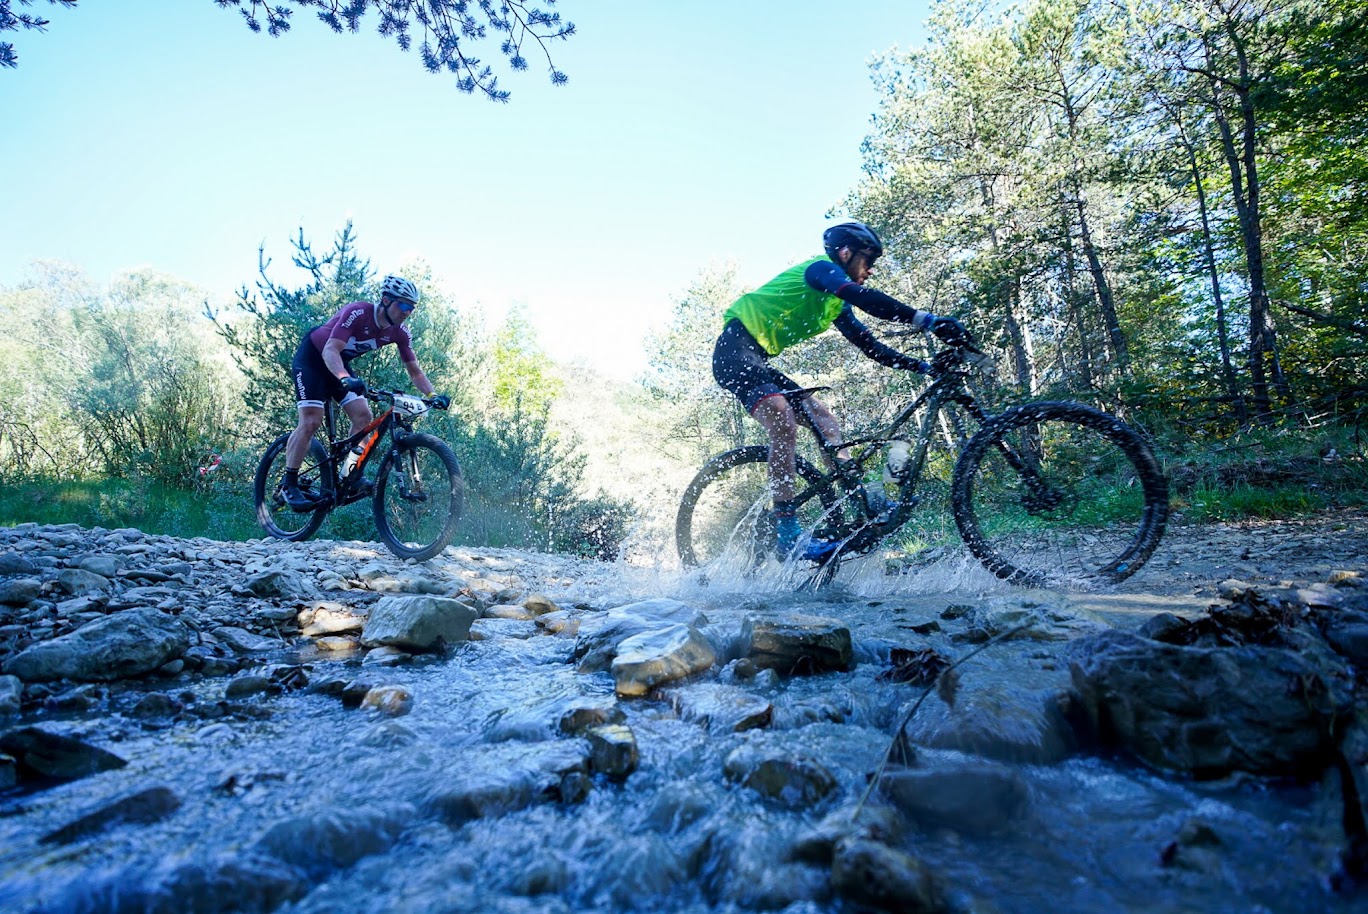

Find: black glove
930;316;971;346
429;393;451;410
340;376;367;396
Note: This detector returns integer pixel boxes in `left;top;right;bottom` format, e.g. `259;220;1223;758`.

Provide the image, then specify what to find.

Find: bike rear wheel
254;434;333;541
373;433;463;561
951;402;1168;587
676;446;834;571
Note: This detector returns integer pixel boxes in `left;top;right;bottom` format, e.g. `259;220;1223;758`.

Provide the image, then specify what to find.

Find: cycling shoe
281;482;321;512
773;511;841;562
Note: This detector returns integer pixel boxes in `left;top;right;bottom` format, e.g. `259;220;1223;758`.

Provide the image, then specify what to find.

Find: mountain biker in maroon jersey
711;222;968;560
280;274;450;510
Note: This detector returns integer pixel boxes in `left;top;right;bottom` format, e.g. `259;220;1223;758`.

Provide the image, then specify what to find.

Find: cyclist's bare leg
793;397;850;466
752;394;799;504
341;396;374;434
285;406;324;470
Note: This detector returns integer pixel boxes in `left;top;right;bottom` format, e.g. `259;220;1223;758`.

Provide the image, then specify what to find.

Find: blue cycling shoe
773;512;841;562
861;488;897;522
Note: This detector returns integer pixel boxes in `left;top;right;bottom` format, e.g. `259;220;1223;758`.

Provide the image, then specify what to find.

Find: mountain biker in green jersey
711;222;967;561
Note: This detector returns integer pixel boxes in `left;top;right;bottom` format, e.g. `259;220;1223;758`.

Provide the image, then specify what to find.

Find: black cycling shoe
281;482;320;512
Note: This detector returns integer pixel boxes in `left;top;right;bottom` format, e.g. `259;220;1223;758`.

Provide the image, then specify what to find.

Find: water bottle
882;440;911;497
339;444;364;480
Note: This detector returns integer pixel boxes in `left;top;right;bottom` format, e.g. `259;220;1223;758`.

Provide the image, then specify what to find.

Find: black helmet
823;222;884;260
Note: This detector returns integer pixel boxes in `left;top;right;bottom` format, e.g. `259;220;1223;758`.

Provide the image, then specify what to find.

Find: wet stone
254;803;414;877
131;691;184;718
485;603;535;621
213;626;279;654
341;679;378;708
723;743;838;808
0;674;22;715
299;602;367;637
362;645;412;667
669;683;773;733
0;726;127;782
742;614;853;675
3;607;189;682
831;838;948;914
0;578;42;606
536;610;579;636
586;724;639;779
224;675;279;700
557;697;626;735
241;568;315;599
315;635;360;652
40;785;181;846
425;768;550;826
523;593;561;616
361;685;414;717
0;553;37;575
878;762;1030;836
75;554;125;578
55;568;111;596
611;624;717;697
361;595;477;651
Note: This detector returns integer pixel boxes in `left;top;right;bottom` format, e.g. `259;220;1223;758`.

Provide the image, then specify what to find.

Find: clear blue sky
0;1;931;379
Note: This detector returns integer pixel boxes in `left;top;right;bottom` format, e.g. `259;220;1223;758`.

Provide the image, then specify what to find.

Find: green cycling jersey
722;256;844;356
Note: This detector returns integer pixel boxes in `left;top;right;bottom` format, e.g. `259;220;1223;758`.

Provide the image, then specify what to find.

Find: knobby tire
373;433;463;562
253;433;332;542
676;446;832;570
951;401;1168;587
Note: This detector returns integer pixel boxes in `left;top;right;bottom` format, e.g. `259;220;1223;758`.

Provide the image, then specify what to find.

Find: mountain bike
676;329;1169;588
253;389;463;561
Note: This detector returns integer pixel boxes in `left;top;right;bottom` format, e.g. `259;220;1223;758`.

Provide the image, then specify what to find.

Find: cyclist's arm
393;328;435;396
804;261;934;329
321;338;353;380
403;360;435;396
833;306;928;372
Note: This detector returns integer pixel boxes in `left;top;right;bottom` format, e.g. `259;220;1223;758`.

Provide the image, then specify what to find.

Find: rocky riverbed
1;513;1367;914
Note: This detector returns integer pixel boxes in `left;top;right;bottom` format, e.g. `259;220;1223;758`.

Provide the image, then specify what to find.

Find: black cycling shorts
712;319;801;413
290;335;359;409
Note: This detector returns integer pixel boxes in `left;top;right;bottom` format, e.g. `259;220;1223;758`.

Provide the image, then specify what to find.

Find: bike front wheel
254;433;333;542
951;402;1168;587
676;446;833;570
373;433;463;561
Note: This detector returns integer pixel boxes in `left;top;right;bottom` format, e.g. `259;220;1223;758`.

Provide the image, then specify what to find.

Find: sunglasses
388;296;416;313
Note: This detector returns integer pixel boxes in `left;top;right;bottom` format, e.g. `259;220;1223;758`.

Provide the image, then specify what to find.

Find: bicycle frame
788;349;995;548
315;393;407;507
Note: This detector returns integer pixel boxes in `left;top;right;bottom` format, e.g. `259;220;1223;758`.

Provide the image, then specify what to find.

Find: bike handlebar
363;389;450;410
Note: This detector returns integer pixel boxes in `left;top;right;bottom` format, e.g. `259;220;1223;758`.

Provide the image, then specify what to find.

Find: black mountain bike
253;389;463;561
676;330;1168;588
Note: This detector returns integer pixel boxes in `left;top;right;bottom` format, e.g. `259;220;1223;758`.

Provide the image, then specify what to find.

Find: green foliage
0;264;242;483
489;303;562;414
206;223;632;557
208;224;374;431
214;1;575;100
0;0;76;69
0;476;264;541
642;263;753;464
3;2;574;100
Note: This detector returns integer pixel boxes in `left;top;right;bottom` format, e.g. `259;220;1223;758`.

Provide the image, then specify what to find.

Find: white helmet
379;275;419;305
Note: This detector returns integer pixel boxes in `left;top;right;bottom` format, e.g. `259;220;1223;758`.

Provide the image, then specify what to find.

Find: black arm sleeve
803;259;930;326
832;306;927;371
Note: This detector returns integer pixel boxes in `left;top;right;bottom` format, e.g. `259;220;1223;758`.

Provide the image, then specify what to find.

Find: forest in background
645;0;1367;522
2;0;1365;556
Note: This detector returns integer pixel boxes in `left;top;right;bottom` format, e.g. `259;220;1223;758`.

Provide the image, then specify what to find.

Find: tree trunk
1171;101;1247;423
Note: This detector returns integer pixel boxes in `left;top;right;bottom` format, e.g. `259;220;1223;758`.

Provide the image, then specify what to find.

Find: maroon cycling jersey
307;301;416;363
